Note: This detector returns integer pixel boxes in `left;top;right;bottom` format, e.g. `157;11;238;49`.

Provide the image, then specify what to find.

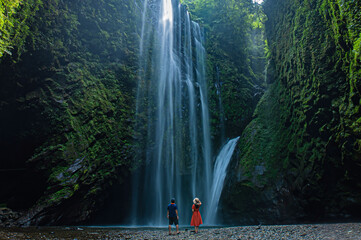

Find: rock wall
223;0;361;224
0;0;140;226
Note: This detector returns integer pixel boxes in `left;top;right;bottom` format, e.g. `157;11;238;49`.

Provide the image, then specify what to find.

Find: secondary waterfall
205;136;240;225
215;65;226;145
132;0;212;226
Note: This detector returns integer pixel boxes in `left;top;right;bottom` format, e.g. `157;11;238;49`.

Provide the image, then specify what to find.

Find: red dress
190;204;203;226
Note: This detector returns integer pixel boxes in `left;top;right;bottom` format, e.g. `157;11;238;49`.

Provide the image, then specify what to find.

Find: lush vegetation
0;0;42;58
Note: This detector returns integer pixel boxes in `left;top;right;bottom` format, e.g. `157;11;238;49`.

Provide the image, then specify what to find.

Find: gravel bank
0;222;360;239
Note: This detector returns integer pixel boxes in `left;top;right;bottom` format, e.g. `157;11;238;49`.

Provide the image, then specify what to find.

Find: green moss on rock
225;0;361;224
0;0;140;226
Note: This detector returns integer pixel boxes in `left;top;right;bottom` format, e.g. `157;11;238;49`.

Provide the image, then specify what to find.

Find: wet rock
0;208;21;227
68;157;85;174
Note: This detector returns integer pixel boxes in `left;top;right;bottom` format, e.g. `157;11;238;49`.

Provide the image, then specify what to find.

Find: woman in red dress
190;197;203;233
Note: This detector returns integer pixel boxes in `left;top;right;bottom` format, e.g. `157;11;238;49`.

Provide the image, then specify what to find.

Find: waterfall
264;59;270;83
205;136;240;225
132;0;212;226
215;65;226;145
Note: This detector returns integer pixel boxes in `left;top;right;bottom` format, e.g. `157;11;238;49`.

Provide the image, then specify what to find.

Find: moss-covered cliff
224;0;361;224
0;0;139;225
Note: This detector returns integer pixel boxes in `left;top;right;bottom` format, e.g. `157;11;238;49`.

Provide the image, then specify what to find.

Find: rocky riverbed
0;223;360;239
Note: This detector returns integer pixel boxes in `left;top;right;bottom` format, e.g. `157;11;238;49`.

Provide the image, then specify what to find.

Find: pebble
0;223;360;239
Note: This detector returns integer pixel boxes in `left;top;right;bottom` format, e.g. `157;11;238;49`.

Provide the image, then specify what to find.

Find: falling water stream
133;0;212;226
215;65;226;145
205;137;240;224
131;0;239;226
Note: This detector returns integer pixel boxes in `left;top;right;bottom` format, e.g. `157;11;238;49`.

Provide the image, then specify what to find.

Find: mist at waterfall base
96;0;239;227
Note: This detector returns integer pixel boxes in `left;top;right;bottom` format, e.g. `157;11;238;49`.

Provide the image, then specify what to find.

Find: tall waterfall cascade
132;0;212;226
131;0;239;226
